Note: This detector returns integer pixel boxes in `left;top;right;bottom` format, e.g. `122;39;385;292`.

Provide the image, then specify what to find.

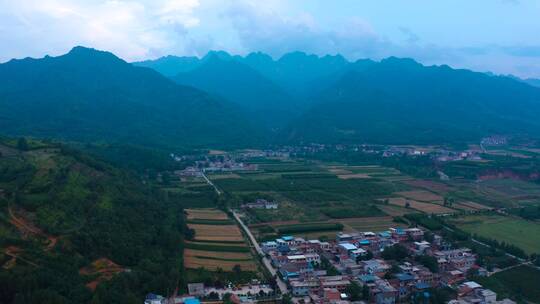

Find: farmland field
473;179;540;207
336;216;406;232
402;180;451;193
395;190;443;202
185;208;229;220
378;204;418;216
184;209;258;272
449;214;540;255
387;197;454;214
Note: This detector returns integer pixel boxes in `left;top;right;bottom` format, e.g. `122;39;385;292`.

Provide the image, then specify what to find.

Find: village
146;223;515;304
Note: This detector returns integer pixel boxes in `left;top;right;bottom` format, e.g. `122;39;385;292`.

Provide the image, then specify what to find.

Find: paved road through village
202;172;288;295
231;210;289;295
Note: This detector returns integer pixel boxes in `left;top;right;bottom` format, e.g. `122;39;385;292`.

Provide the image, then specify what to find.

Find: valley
1;44;540;304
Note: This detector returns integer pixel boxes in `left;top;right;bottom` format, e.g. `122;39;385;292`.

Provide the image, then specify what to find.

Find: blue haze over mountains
1;46;540;148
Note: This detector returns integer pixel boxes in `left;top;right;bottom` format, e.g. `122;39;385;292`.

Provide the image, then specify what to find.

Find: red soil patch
79;258;125;291
2;246;38;268
8;206;57;251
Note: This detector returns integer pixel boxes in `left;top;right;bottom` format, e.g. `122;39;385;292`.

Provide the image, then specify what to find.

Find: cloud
398;27;420;44
0;0;539;78
224;0;390;59
0;0;203;61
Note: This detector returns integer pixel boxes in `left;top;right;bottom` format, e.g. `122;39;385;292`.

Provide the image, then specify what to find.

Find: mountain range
137;50;540;145
1;46;540;147
0;47;258;148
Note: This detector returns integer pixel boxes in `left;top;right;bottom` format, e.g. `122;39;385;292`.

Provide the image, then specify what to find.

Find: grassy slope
477;265;540;303
450;215;540;255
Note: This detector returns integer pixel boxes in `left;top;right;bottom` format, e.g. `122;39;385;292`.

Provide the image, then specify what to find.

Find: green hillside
0;138;188;303
284;57;540;144
0;47;260;149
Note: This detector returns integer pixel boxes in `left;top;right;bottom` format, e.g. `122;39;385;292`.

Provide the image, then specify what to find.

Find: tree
233;264;242;276
282;294;293;304
381;244;410;261
362;285;370;300
415;255;439;273
405;201;411;208
356;250;373;263
184;228;195;241
17;138;29;151
345;282;362;301
222;293;234;304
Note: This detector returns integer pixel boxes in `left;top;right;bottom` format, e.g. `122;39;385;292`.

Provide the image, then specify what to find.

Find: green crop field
449;215;540;255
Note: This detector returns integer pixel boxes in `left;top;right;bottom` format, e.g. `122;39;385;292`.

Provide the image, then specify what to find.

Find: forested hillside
3;47;540;148
172;54;299;130
0;138;188;303
284;57;540;144
140;51;540;145
0;47;260;149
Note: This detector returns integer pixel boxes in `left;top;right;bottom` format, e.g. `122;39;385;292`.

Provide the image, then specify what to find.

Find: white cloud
0;0;539;77
0;0;202;61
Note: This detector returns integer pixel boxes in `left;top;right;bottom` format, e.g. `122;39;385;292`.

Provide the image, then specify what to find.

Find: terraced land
184;209;258;272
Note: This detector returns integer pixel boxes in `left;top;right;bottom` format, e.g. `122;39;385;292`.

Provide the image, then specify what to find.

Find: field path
202;172;222;195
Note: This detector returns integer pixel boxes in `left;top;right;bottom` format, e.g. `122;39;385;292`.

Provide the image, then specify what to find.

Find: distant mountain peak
203;50;232;61
65;45;125;64
380;56;420;66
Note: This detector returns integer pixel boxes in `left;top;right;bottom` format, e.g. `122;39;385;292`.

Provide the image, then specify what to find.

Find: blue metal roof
358;274;377;282
415;282;430;290
185;298;201;304
379;232;391;238
396;273;415;281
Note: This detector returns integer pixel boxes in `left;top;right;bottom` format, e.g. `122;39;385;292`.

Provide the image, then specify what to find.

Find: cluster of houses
433;150;483;163
241;198;279;210
260;227;514;304
480;136;507;147
176;158;258;177
145;281;276;304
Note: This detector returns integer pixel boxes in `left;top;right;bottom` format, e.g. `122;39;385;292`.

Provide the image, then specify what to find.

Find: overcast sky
1;0;540;78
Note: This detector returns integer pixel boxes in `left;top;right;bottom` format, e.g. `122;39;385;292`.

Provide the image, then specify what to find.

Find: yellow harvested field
185;241;247;248
183;208;258;273
188;224;244;242
185;208;229;220
328;168;353;175
388;197;454;214
184;249;252;260
184;256;257;271
396;190;443;202
338;173;371;179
